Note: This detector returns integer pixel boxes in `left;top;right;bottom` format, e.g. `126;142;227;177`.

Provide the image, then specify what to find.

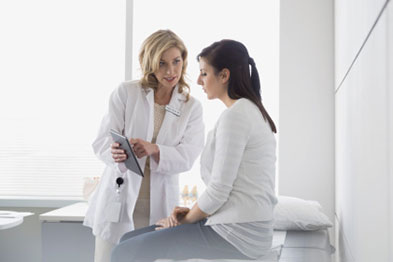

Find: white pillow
273;196;333;231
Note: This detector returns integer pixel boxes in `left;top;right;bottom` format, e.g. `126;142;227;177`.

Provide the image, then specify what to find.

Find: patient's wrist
179;216;191;225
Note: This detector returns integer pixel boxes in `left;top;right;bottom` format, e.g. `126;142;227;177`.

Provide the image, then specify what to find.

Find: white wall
335;0;393;261
279;0;335;232
388;4;393;261
335;0;388;88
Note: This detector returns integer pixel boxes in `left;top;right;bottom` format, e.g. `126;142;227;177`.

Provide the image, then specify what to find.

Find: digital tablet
110;129;144;177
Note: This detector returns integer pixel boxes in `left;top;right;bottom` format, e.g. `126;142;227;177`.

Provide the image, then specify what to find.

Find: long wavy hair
197;40;276;133
139;29;189;100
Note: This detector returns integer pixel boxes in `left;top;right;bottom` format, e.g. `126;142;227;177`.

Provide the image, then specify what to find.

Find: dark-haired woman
111;40;277;262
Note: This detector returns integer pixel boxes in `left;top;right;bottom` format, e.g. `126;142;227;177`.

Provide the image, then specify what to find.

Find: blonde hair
139;29;190;100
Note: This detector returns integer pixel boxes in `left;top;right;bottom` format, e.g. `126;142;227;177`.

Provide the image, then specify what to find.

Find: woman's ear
220;68;230;84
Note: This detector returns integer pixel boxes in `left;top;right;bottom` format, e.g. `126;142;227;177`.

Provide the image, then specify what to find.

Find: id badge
106;202;122;223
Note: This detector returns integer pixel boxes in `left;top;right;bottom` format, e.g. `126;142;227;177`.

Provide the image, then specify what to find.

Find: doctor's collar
144;85;187;102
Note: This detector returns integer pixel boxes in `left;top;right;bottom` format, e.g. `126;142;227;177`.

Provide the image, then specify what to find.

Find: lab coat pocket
105;201;122;223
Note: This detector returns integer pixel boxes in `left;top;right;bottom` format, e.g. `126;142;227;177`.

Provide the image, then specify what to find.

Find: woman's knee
119;225;157;243
111;239;141;262
112;229;171;262
119;231;132;243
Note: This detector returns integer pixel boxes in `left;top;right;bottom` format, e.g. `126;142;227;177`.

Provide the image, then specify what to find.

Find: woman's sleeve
149;100;205;174
197;109;252;215
92;84;127;172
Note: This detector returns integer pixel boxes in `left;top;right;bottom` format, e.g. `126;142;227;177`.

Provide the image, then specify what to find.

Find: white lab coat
83;80;205;244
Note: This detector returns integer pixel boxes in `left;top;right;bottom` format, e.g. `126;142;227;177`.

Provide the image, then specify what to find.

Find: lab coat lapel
144;87;155;143
155;86;185;144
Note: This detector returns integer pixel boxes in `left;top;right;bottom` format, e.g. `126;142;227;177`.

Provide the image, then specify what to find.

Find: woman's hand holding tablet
110;129;144;177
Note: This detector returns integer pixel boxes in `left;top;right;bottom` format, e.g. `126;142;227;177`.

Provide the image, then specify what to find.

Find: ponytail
248;57;277;133
248;57;261;97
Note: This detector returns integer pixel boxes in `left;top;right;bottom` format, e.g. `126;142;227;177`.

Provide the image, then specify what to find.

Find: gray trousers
111;219;251;262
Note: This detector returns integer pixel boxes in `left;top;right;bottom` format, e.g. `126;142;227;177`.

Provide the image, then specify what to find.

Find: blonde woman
83;30;205;262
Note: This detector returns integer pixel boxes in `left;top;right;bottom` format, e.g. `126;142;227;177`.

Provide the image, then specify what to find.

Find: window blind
0;0;126;198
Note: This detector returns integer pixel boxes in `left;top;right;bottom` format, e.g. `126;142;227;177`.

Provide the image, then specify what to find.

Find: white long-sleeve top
198;98;277;225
